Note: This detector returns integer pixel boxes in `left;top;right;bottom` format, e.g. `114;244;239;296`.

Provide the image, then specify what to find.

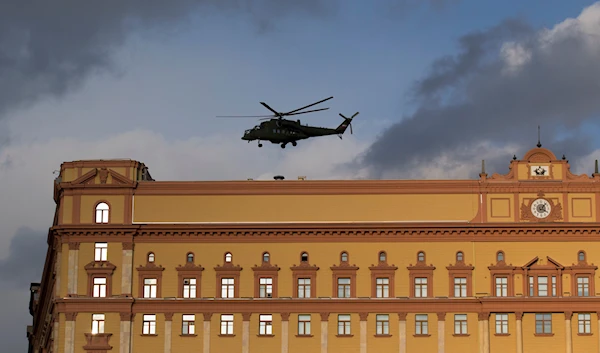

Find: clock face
531;198;551;219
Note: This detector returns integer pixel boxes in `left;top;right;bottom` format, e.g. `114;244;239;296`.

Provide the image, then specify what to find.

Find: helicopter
217;96;358;148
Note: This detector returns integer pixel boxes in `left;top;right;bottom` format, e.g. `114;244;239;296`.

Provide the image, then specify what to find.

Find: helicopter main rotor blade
216;115;275;118
287;107;329;116
285;96;333;114
260;102;282;117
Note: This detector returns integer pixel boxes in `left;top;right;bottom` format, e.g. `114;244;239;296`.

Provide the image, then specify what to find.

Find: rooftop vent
298;176;306;180
274;175;285;180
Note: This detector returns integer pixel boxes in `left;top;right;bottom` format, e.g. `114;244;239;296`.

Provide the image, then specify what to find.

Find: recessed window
298;314;311;335
187;253;194;263
148;252;155;263
220;314;234;335
298;278;311;298
142;314;156;335
183;278;196;298
495;314;508;334
456;251;464;262
95;202;109;224
337;278;351;298
221;278;235;298
417;252;425;262
376;314;389;335
535;313;552;334
578;313;591;334
93;277;107;297
376;278;389;298
225;252;232;263
578;251;585;262
94;243;107;262
301;252;308;262
454;314;468;334
497;251;504;262
259;315;273;335
379;251;386;262
92;314;105;334
341;252;348;262
263;252;270;263
338;314;351;335
259;278;273;298
182;314;196;335
143;278;157;298
415;314;428;335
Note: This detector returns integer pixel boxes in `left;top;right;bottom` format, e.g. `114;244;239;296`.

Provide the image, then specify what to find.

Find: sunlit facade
27;146;600;353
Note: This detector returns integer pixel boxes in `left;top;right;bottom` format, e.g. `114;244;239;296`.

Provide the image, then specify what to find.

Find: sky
2;1;600;351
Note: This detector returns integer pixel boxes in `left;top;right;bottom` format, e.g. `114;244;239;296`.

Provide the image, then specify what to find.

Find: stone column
398;313;407;353
120;312;133;353
281;313;290;353
515;312;523;353
478;312;490;353
203;313;212;353
64;312;77;353
121;242;134;296
359;313;368;353
52;317;60;353
164;313;173;353
437;312;445;353
565;312;573;353
242;313;251;353
67;242;80;295
320;312;330;353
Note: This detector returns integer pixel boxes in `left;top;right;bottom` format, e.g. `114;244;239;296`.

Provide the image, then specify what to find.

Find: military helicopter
217;96;358;148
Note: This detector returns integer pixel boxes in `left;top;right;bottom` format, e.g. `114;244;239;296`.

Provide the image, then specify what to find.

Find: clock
531;198;551;219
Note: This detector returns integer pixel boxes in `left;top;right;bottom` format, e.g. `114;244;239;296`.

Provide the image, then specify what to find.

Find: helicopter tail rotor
336;112;358;138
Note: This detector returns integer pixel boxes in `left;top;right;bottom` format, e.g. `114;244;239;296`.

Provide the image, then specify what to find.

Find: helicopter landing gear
280;143;286;149
292;141;297;147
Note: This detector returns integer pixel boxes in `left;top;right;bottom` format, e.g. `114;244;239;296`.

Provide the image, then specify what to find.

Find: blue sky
2;1;600;351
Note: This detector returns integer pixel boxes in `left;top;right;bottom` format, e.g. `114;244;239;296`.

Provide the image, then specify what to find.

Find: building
27;145;600;353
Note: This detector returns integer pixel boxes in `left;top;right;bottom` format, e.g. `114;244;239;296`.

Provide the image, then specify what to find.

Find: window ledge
180;334;197;337
257;334;275;337
534;333;554;337
218;334;235;337
336;334;354;338
295;334;314;338
494;333;510;337
578;333;593;336
374;334;392;337
140;334;158;337
452;334;470;337
413;334;431;337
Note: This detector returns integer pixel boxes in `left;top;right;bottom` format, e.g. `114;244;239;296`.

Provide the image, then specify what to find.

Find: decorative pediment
84;261;116;275
136;262;165;273
290;262;319;272
251;262;280;272
68;167;133;186
330;262;360;272
107;169;134;185
214;262;243;272
522;256;564;270
176;262;205;272
71;169;98;185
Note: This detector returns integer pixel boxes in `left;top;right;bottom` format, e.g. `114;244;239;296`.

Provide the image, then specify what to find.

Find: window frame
182;314;196;335
298;314;311;336
142;314;157;335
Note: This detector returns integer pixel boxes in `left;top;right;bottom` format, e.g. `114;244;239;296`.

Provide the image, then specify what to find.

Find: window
301;252;309;262
220;314;234;335
529;275;557;297
535;314;552;334
338;314;351;335
298;278;311;298
225;252;232;263
182;314;195;335
454;314;467;334
415;278;428;297
93;277;107;297
94;243;107;261
417;252;425;262
337;278;351;298
148;252;155;263
263;252;270;263
376;278;389;298
92;314;105;334
456;251;464;262
259;277;273;298
454;278;467;297
183;278;196;298
495;314;508;334
497;251;504;262
415;314;428;335
221;278;235;298
298;314;311;335
143;278;157;298
341;252;348;262
95;202;109;223
537;276;548;296
379;251;386;262
579;251;586;262
259;315;273;335
577;277;590;296
376;314;389;335
143;314;156;335
578;313;591;334
187;253;194;263
495;277;508;297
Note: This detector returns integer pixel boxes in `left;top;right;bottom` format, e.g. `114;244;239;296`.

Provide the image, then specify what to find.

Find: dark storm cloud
0;227;47;288
358;6;600;178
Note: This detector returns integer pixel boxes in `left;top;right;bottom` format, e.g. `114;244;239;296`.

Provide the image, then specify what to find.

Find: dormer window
301;252;309;263
417;251;425;262
379;251;387;263
225;252;232;263
341;252;348;262
263;252;270;263
148;252;155;263
187;253;194;263
95;202;109;224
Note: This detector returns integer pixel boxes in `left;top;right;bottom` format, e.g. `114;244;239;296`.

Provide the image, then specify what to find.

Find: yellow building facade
27;146;600;353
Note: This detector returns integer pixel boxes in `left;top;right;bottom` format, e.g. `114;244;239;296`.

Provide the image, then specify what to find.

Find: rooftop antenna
596;160;599;174
537;125;542;148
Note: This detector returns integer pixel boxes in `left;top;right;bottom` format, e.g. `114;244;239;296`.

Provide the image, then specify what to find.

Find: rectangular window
376;314;389;335
454;314;468;334
221;278;235;298
259;277;273;298
143;278;157;298
93;277;107;297
337;278;351;298
454;277;467;297
91;314;105;334
495;314;508;334
182;314;195;335
183;278;196;298
495;277;508;297
220;314;234;335
142;314;156;335
535;313;552;334
529;276;534;296
551;276;557;296
415;314;428;335
577;277;590;296
578;313;591;334
94;243;107;261
537;276;548;296
338;314;351;335
415;278;428;297
298;314;311;335
376;278;389;298
298;278;311;298
259;314;273;335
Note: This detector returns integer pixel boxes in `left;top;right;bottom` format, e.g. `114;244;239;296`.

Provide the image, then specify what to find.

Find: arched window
95;202;109;223
225;252;232;263
263;252;270;263
456;251;464;262
341;252;348;262
578;251;585;262
301;252;309;263
379;251;387;262
497;251;504;262
187;253;194;263
417;251;425;262
148;252;155;263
